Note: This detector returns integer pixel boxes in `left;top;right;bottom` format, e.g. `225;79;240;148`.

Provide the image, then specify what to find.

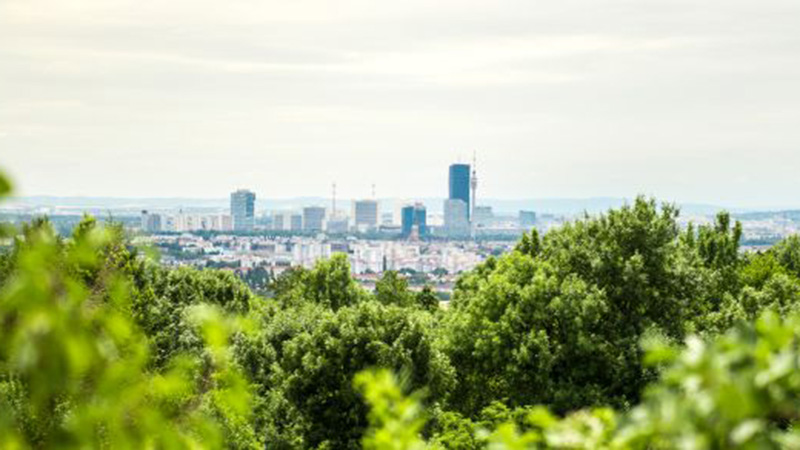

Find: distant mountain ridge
3;195;771;217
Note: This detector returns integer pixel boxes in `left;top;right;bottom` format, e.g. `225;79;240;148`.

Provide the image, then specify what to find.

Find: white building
444;199;470;238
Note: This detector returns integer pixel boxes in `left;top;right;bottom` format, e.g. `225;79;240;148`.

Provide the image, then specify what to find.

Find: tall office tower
272;213;286;231
401;203;427;238
401;205;414;236
414;204;427;237
303;206;326;232
353;200;379;231
444;199;470;238
290;214;303;231
449;163;471;220
230;189;256;232
140;210;162;233
519;210;537;229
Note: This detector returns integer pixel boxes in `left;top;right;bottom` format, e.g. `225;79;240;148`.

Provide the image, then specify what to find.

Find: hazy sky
1;0;799;207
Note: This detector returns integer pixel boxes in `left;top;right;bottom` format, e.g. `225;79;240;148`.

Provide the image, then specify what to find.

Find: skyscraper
303;206;326;232
449;164;471;220
444;199;469;238
353;200;379;231
401;203;427;238
230;189;256;232
290;214;303;231
140;210;162;233
415;205;427;237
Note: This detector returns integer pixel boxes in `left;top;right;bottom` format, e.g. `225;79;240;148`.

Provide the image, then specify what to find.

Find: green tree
270;253;367;310
0;207;259;449
416;285;441;312
772;235;800;278
376;270;415;307
443;197;718;416
361;311;800;449
235;300;455;449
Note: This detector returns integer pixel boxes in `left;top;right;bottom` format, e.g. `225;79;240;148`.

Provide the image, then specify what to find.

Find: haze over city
1;0;799;208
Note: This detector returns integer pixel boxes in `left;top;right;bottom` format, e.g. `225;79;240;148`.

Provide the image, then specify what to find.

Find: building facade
290;214;303;231
444;198;470;238
230;189;256;232
327;216;349;234
140;210;162;233
303;206;326;232
401;203;427;238
449;164;471;220
353;200;379;231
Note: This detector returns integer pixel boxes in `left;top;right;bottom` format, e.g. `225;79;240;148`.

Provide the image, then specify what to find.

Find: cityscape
3;158;800;297
138;159;534;293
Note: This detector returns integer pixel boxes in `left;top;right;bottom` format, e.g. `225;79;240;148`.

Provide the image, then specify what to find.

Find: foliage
0;216;260;449
270;253;369;310
360;311;800;449
772;235;800;278
444;197;715;415
376;270;415;307
129;263;256;367
355;370;428;450
416;285;441;312
234;299;455;449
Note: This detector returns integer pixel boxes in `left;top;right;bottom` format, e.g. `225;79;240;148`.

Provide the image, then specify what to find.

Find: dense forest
3;169;800;449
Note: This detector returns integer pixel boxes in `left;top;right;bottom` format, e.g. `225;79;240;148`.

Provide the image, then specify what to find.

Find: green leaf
0;171;10;197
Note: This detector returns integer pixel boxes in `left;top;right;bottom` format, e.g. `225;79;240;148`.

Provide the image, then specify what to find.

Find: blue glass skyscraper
401;203;427;238
449;164;471;220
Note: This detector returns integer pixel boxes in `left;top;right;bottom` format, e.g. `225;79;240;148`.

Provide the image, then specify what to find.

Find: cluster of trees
4;165;800;448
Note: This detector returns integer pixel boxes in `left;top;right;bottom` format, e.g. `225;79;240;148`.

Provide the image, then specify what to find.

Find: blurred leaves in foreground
357;311;800;449
0;202;259;448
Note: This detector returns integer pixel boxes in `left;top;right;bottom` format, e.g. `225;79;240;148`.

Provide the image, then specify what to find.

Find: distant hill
3;195;753;217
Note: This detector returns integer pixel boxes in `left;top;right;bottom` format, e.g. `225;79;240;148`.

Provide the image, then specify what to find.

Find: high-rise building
303;206;326;232
401;203;427;238
444;199;470;238
449;164;471;220
415;206;427;237
272;213;286;231
519;210;537;229
140;210;162;233
230;189;256;232
290;214;303;231
353;200;379;231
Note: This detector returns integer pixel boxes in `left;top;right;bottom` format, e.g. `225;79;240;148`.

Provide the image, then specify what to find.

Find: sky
1;0;799;208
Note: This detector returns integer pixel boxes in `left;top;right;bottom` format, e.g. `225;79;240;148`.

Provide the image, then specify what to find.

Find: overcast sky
1;0;798;207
